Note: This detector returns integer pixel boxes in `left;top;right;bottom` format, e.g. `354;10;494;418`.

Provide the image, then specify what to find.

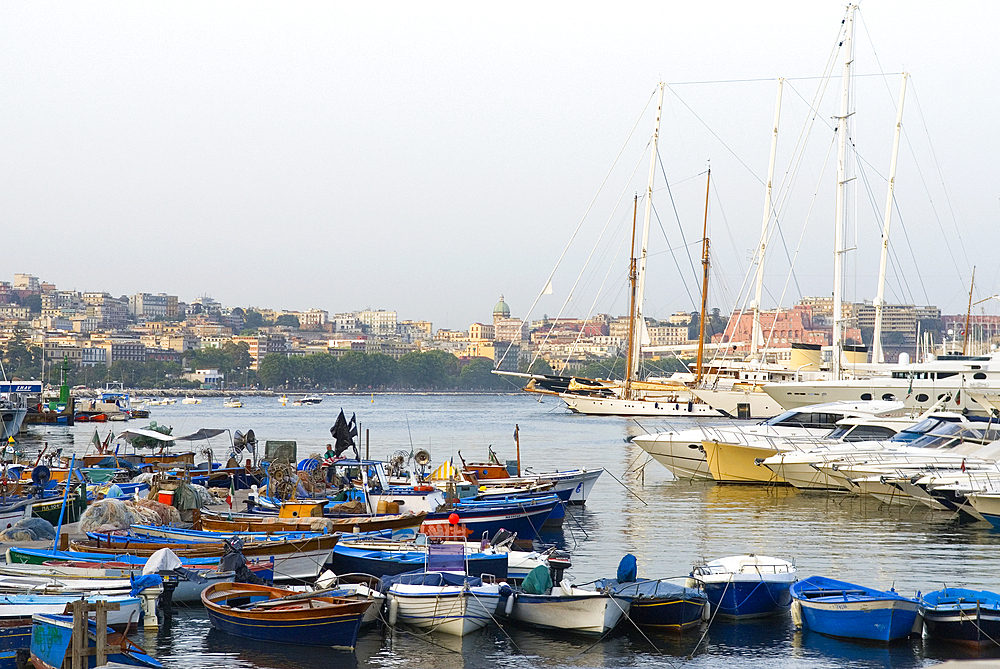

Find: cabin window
936;372;957;380
882;393;896;401
937;394;948;400
842;425;899;441
915;394;929;402
974;373;987;380
861;393;872;401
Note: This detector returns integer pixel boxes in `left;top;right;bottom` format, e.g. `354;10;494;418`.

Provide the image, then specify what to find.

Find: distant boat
791;575;919;642
301;395;323;405
222;398;243;408
181;397;201;405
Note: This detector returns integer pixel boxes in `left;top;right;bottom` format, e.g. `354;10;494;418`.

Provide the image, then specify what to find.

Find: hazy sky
2;2;997;331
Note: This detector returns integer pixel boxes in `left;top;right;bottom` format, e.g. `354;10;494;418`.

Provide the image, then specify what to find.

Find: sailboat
548;84;722;418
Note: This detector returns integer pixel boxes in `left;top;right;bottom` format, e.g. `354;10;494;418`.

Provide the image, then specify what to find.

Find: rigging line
658;154;702;292
497;87;656;371
890;191;931;305
666;72;903;86
559;219;633;371
664;84;764;186
908;81;970;272
656;154;698;294
528;139;650;372
709;176;746;278
651;202;698;308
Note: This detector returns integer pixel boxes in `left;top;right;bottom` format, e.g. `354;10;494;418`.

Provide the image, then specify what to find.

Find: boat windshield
826;424;899;442
763;410;844;430
890;420;1000;449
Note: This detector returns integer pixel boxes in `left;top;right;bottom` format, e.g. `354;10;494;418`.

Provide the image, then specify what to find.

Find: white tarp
117;428;177;442
142;548;183;575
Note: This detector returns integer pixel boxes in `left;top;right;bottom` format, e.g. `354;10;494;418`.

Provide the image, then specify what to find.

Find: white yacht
763;354;1000;415
630;400;907;481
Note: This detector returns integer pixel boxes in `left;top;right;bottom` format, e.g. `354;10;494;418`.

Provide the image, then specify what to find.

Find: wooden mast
624;195;639;399
963;267;976;355
696;168;711;384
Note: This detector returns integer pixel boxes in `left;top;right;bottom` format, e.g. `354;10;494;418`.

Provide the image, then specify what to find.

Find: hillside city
0;273;995;390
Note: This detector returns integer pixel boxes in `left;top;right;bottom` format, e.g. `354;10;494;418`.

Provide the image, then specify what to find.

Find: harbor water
17;393;1000;668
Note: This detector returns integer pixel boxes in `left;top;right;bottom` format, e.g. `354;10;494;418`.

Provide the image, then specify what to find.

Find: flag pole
514;424;521;477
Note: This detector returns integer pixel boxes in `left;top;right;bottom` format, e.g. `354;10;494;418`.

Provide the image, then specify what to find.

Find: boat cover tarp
174;428;227;442
143;548;184;574
90;456;143;474
617;554;637;583
117;428;177;443
129;573;163;596
595;577;704;600
522;564;552;595
379;569;483;594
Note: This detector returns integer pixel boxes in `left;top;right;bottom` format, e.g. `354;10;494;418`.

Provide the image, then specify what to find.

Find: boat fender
701;601;711;621
790;600;802;628
387;596;398;626
506;593;515;617
495;583;514;617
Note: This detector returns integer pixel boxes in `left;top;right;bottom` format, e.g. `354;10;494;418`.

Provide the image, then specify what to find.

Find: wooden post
95;601;109;667
71;600;86;669
65;599;121;669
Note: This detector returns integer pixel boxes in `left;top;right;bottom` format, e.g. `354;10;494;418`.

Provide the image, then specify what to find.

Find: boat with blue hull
332;541;507;579
30;613;161;669
790;575;919;642
201;582;372;649
422;494;560;541
688;554;796;619
921;588;1000;647
595;578;706;631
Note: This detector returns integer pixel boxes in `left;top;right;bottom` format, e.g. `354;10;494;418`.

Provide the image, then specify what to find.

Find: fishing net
0;517;56;541
130;497;181;525
80;498;137;533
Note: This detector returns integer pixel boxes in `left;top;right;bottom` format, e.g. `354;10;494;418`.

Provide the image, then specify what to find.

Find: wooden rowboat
202;582;371;648
199;510;428;534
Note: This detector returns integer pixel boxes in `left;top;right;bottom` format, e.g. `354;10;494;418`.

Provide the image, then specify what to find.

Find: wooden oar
234;587;340;609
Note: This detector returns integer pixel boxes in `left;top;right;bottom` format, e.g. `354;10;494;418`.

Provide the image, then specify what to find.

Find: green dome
493;295;511;317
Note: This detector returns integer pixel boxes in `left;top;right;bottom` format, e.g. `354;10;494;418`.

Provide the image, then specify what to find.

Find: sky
2;2;998;331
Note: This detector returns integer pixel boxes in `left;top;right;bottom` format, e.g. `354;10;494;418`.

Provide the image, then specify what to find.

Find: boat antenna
696;166;711;385
963;267;976;355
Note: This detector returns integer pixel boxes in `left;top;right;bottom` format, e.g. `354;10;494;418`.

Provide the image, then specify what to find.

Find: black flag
330;409;356;458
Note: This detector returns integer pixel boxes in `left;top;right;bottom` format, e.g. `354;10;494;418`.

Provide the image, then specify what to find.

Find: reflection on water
21;394;1000;667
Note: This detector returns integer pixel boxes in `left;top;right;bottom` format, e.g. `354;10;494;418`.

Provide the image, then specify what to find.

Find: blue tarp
617;554;637;583
379;569;483;594
130;573;164;596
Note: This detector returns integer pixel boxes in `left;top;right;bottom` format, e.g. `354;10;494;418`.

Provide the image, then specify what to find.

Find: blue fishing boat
688;554;796;619
790;575;919;642
596;555;706;632
0;619;31;669
332;541;507;579
422;495;560;541
921;587;1000;647
30;613;162;668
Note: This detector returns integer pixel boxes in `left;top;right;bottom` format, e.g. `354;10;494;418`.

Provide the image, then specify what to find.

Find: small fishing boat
332;540;508;580
595;555;706;632
0;593;143;630
203;582;371;648
199;509;428;534
790;575;919;642
383;543;501;636
502;563;631;636
222;398;243;408
688;554;796;619
30;613;162;669
180;397;201;405
421;494;561;541
921;587;1000;647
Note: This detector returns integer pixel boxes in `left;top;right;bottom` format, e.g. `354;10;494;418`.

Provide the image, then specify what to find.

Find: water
17;393;1000;667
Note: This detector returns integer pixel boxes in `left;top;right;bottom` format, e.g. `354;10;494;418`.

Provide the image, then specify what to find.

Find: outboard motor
157;572;179;617
546;550;572;586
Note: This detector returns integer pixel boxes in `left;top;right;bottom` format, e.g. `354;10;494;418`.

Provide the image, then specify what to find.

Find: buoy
448;512;460;525
388;597;398;626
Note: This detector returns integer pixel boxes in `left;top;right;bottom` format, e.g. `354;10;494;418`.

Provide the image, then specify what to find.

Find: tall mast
963;267;976;355
872;72;908;365
624;195;639;397
629;82;665;393
696;168;711;384
751;78;784;362
832;5;856;379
